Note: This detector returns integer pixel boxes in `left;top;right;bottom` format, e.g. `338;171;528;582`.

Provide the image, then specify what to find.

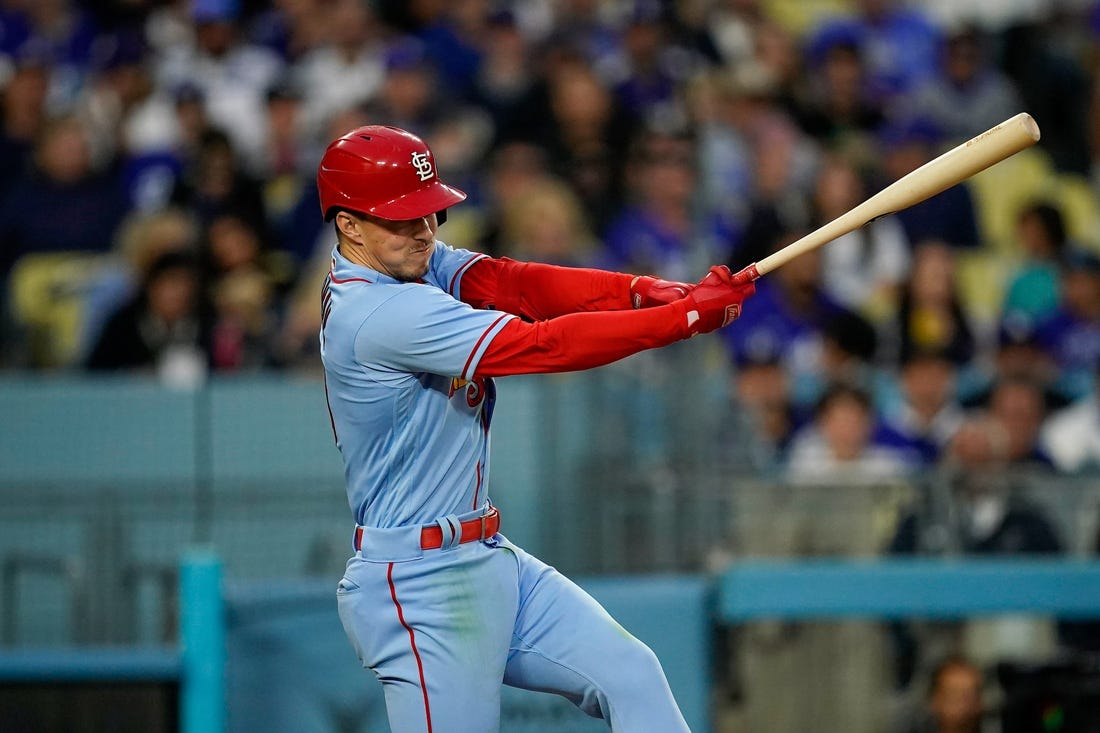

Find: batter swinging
318;125;754;732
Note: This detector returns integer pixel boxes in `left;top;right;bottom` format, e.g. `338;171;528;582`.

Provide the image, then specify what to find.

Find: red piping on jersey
448;253;486;295
322;374;338;445
472;461;482;510
388;562;433;733
462;313;511;379
329;272;373;285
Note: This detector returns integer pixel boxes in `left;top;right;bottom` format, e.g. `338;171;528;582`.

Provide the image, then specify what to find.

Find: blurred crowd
0;0;1099;480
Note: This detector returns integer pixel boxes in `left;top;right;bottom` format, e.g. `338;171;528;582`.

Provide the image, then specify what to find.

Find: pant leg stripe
388;561;433;733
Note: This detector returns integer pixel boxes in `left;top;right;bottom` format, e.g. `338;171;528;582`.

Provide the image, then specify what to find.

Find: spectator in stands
1035;248;1100;401
0;113;129;275
899;654;987;733
878;347;964;467
8;2;100;110
815;307;899;413
878;119;981;250
85;249;210;383
0;48;51;197
987;376;1055;470
727;336;805;473
1040;361;1100;473
245;0;328;63
890;416;1062;556
504;50;636;233
812;152;910;323
891;240;976;368
608;4;690;128
497;177;601;267
899;24;1023;144
794;28;885;159
473;140;552;257
80;206;200;361
364;36;441;135
1002;201;1069;327
722;229;847;409
168;126;268;243
1003;10;1091;175
290;0;384;143
200;213;283;371
471;9;536;140
722;87;819;270
888;415;1065;689
806;0;942;107
959;312;1071;413
256;78;322;269
153;0;285;171
111;80;212;214
72;29;152;171
413;0;491;105
690;53;815;250
601;128;732;281
537;0;621;76
785;381;913;484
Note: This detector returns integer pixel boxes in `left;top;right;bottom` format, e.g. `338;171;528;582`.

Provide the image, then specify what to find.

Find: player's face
340;212;438;282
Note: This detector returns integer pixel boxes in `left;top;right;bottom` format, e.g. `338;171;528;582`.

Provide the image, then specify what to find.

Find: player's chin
394;259;432;282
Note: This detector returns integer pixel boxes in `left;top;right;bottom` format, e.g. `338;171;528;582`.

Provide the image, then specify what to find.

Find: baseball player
317;125;755;732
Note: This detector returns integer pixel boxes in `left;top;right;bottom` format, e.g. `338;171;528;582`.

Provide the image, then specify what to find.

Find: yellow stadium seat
1044;173;1100;251
954;248;1013;333
968;146;1054;257
8;252;116;369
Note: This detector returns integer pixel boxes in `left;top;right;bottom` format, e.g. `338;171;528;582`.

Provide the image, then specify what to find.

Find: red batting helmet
316;125;467;222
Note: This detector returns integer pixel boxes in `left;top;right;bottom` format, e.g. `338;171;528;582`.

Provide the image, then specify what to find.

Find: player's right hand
681;265;755;335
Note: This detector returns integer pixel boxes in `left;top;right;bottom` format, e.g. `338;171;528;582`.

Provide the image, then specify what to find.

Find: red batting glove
630;275;694;309
680;265;755;335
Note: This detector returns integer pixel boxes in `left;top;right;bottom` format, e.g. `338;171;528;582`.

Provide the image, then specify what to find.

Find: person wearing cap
316;125;755;731
1034;248;1100;401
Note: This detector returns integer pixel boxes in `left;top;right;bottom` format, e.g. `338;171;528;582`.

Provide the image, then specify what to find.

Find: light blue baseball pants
336;522;690;733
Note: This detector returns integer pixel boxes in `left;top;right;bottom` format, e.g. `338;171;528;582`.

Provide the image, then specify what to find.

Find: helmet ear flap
436;209;447;226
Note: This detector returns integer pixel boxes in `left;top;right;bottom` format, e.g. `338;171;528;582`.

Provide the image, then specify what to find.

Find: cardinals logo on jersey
449;376;486;408
448;376;497;431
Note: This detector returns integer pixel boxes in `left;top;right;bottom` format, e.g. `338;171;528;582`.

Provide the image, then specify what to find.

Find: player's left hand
630;276;694;309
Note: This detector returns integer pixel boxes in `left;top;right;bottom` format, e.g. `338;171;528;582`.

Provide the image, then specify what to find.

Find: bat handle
730;263;761;285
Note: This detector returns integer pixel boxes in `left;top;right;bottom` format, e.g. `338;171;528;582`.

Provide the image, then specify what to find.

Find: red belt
355;508;501;552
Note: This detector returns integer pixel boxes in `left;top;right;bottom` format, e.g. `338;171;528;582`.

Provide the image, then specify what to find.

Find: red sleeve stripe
448;253;488;296
462;313;513;381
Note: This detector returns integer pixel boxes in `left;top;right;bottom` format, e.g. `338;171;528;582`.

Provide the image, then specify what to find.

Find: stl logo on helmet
410;151;434;182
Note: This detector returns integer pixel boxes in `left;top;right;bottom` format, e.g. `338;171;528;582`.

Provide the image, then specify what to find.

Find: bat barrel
742;113;1041;281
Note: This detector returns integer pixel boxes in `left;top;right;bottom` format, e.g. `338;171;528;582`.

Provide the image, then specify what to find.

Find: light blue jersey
320;241;515;528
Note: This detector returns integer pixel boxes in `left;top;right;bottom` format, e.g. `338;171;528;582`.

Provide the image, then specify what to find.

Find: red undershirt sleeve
457;257;634;320
473;301;693;377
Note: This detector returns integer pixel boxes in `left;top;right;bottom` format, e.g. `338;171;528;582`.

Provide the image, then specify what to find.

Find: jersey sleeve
354;285;515;381
473;301;693;377
456;257;635;319
424;241;489;299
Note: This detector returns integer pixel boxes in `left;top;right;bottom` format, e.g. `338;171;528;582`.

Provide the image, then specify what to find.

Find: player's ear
335;211;363;242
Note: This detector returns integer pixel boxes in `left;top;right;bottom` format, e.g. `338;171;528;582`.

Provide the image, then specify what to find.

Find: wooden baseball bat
731;112;1041;284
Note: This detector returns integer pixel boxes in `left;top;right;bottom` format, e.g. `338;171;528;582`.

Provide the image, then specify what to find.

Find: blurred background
1;0;1100;731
